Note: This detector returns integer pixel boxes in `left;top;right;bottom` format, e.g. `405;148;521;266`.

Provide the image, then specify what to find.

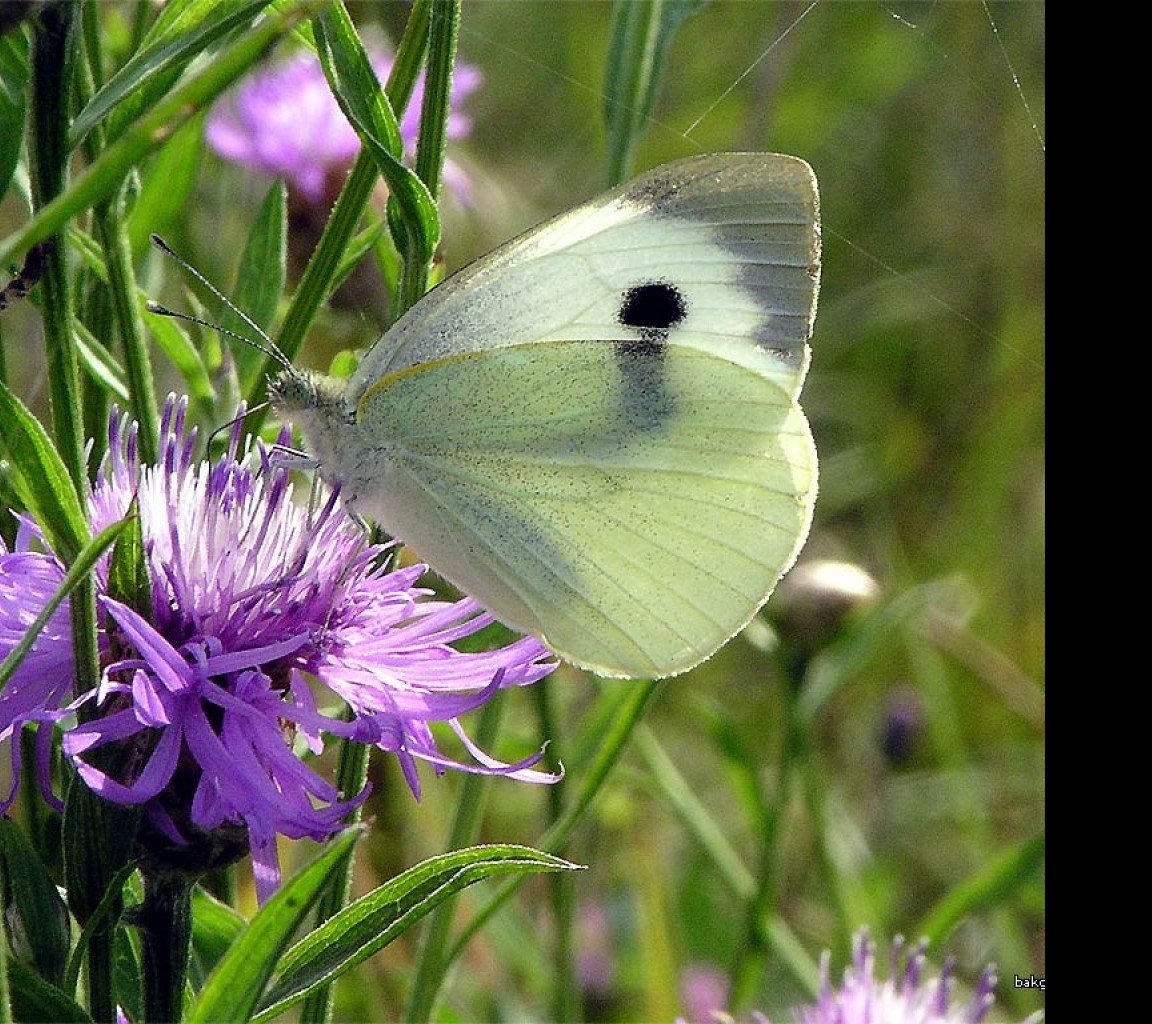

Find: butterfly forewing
346;153;820;401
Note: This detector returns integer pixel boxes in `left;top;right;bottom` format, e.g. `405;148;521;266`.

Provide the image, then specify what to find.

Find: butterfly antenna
148;233;299;376
204;401;272;453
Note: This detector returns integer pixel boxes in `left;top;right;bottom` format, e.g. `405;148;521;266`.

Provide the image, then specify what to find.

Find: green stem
443;681;665;972
247;0;432;419
137;871;196;1024
29;4;84;492
298;728;371;1024
91;201;159;461
730;691;803;1006
0;865;9;1024
75;2;159;462
413;0;458;203
403;696;504;1022
397;0;457;314
536;680;577;1023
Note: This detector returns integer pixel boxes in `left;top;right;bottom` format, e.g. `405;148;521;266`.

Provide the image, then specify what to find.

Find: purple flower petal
2;396;557;900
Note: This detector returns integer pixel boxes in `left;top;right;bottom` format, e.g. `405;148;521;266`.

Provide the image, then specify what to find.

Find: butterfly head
268;370;355;480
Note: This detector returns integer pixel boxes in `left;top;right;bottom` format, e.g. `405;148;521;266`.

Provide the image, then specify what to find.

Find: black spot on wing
618;281;688;332
614;281;687;431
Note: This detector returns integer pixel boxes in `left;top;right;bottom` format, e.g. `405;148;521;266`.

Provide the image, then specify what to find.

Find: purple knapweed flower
675;931;1040;1024
0;397;555;900
791;931;997;1024
206;47;480;205
781;930;1038;1024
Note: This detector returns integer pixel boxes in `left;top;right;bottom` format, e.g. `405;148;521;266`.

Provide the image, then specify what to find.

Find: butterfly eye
617;280;688;333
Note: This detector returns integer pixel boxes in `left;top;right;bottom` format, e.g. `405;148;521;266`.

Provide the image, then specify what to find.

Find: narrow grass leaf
5;962;92;1024
915;831;1046;945
226;181;286;395
73;320;130;402
126;116;205;258
66;227;214;407
64;860;142;999
635;726;755;898
313;6;439;267
70;0;272;148
0;820;71;987
143;304;216;409
0;378;89;563
0;31;29;196
603;0;706;185
334;221;387;295
185;827;362;1024
191;888;247;978
106;497;151;620
255;845;581;1020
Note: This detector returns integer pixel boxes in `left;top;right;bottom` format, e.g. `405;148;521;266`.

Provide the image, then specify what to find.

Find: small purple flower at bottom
677;930;1041;1024
0;397;555;900
789;931;1002;1024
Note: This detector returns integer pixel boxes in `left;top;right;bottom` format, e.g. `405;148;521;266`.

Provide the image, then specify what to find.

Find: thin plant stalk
298;718;371;1024
246;0;432;419
397;0;459;312
403;695;505;1023
442;681;666;975
28;11;111;1017
76;4;159;463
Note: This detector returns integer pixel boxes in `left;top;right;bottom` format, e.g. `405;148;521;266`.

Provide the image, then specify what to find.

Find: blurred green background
1;2;1044;1021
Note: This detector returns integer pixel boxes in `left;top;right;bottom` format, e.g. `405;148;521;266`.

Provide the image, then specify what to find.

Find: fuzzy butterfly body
270;153;821;678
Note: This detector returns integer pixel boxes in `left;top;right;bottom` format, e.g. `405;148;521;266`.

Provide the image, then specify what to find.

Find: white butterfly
270;153;821;679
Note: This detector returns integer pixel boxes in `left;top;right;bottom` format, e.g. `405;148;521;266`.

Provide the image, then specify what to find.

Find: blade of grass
256;845;580;1021
0;1;323;268
185;827;362;1024
245;0;431;418
603;0;706;185
441;681;664;976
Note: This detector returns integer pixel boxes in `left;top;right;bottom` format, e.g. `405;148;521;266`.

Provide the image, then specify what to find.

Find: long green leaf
64;860;142;999
0;820;71;988
446;682;662;972
184;828;362;1024
0;0;322;268
256;845;581;1020
69;0;273;147
244;0;432;415
0;30;29;196
226;181;286;395
4;962;92;1024
0;377;89;563
107;497;151;619
143;300;216;409
125;115;205;258
190;888;247;978
67;226;214;408
603;0;706;185
73;319;130;402
313;6;439;267
915;832;1046;944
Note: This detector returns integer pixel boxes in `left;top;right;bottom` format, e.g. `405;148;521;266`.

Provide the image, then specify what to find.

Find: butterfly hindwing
351;337;816;678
